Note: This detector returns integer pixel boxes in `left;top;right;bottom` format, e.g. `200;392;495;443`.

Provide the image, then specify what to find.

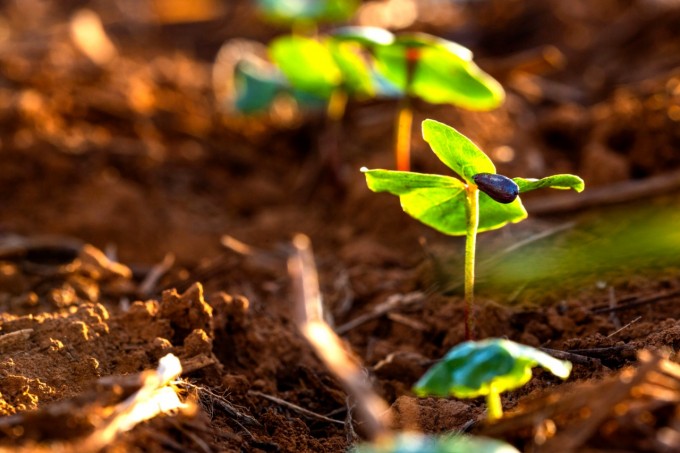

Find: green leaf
513;175;585;193
395;33;472;60
362;169;526;235
413;339;572;399
353;433;520;453
269;36;342;99
372;34;504;110
477;193;527;233
330;26;395;47
412;46;505;110
421;119;495;184
363;168;465;194
326;40;374;97
233;61;284;114
256;0;359;23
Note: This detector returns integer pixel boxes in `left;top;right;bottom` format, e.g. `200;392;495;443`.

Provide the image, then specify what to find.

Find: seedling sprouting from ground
362;119;584;339
355;432;520;453
335;28;504;171
227;25;503;175
413;339;572;421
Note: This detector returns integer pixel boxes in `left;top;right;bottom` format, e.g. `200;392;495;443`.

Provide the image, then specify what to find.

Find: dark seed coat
473;173;519;204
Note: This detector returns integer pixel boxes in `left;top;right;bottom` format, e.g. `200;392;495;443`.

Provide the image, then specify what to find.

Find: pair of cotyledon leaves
354;432;520;453
412;338;572;400
362;119;585;236
235;27;504;114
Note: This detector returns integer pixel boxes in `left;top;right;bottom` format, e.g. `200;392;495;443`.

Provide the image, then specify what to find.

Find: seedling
413;339;572;421
362;119;584;339
355;432;520;453
335;28;504;171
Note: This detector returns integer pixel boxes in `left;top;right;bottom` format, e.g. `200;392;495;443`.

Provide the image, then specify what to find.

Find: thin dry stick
592;289;680;314
539;347;602;367
606;316;642;339
608;286;622;330
288;234;391;442
180;381;260;428
138;253;175;297
248;390;345;426
335;292;425;335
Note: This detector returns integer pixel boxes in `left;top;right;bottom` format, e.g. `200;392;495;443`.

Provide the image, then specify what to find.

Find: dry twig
248;390;345;426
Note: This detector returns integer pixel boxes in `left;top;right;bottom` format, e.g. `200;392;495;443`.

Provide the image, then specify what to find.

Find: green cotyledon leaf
370;33;504;110
361;169;527;235
269;35;341;99
513;175;585;193
411;45;505;110
413;339;572;399
326;40;375;97
330;26;395;47
421;119;496;185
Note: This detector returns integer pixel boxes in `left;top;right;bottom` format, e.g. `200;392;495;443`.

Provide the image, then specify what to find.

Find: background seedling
413;339;572;421
337;29;505;171
227;23;504;175
362;119;584;339
354;432;520;453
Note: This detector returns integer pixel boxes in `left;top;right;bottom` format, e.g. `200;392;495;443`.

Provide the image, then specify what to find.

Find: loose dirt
1;0;680;451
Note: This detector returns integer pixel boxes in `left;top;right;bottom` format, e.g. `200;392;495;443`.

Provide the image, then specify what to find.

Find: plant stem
464;185;479;340
321;89;349;188
394;97;413;171
326;89;348;122
486;390;503;421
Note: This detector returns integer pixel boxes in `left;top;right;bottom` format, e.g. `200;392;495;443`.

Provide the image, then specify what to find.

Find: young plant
413;339;572;421
336;28;504;171
362;119;584;339
355;432;520;453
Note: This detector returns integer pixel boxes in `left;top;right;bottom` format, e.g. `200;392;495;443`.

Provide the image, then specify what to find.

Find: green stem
394;97;413;171
464;185;479;340
486;389;503;421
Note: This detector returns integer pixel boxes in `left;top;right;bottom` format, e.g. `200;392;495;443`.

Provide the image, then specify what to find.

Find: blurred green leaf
514;175;585;193
422;119;495;184
413;339;572;399
269;35;341;99
372;33;503;110
354;432;520;453
256;0;359;23
330;26;395;47
233;60;284;114
395;33;472;60
327;40;374;97
412;46;505;110
362;169;527;235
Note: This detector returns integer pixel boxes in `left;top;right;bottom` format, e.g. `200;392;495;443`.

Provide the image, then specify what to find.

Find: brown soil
1;0;680;451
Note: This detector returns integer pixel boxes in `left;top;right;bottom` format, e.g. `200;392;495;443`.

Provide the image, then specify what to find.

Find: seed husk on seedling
362;119;584;339
413;338;572;421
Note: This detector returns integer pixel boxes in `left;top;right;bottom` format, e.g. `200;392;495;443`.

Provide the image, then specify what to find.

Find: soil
1;0;680;452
